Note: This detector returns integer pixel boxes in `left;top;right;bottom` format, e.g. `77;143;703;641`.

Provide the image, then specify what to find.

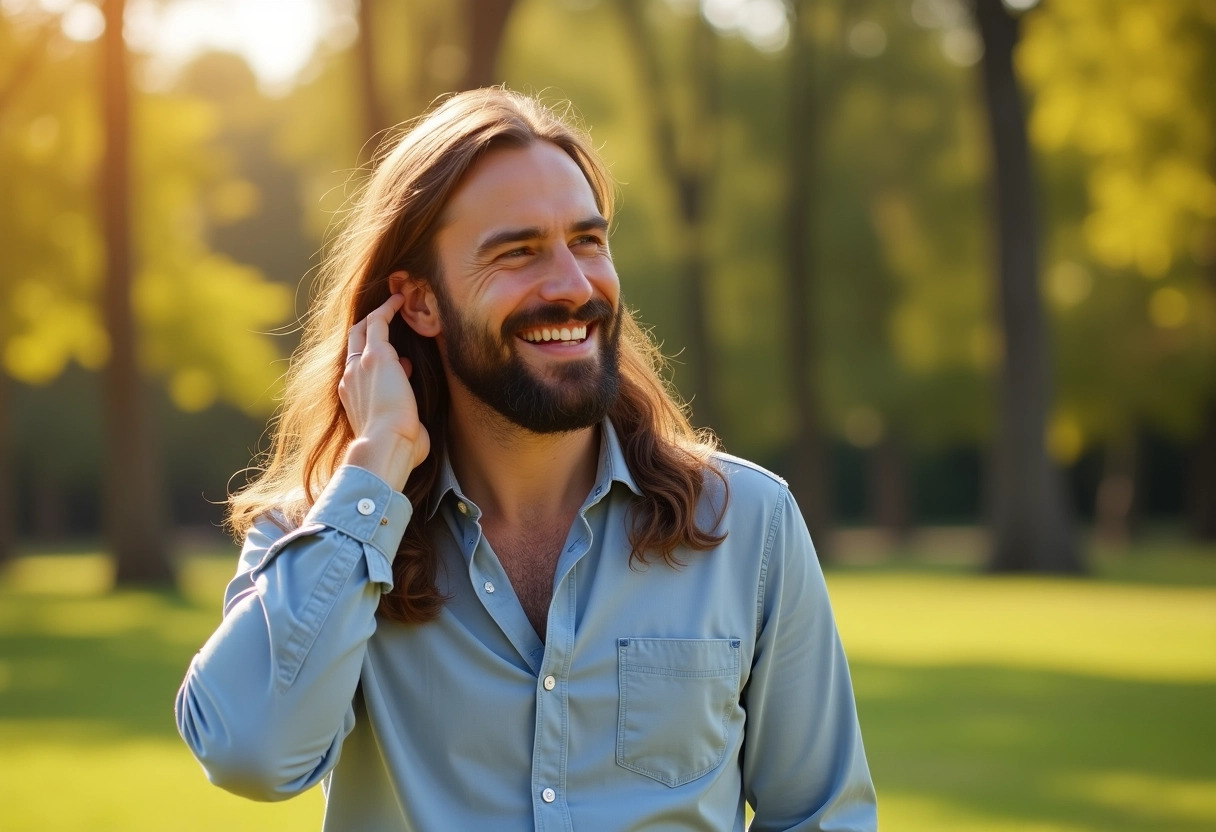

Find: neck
445;391;601;526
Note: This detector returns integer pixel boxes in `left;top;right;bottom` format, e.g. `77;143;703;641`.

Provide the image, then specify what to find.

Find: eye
501;246;534;259
571;234;606;252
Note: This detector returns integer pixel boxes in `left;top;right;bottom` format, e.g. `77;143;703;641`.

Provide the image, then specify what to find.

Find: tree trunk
616;0;722;432
1192;145;1216;540
32;469;67;540
101;0;174;585
868;432;912;542
783;0;832;550
0;376;13;564
974;0;1082;573
0;19;57;568
1191;403;1216;540
356;0;390;142
1094;432;1137;546
460;0;517;90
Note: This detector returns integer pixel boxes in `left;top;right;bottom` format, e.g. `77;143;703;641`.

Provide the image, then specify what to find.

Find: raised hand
339;294;431;489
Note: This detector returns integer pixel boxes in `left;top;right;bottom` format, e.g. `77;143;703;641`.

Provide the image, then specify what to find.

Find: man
177;88;876;831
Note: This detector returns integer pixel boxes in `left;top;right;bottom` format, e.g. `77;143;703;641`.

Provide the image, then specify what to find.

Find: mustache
501;298;616;337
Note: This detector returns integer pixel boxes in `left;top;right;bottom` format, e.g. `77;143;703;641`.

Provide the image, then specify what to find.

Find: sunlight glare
60;1;103;42
125;0;337;93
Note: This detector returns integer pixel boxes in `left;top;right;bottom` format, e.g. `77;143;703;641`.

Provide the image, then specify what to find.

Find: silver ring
345;352;362;364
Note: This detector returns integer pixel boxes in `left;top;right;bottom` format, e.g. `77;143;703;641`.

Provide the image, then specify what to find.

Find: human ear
389;270;441;337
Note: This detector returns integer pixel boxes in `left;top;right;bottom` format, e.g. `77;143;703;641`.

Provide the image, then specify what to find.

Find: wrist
343;432;418;491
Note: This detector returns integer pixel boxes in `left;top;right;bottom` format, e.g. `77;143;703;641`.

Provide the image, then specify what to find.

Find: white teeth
522;325;589;343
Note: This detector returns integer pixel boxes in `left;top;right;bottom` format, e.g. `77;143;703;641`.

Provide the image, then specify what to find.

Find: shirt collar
425;418;641;520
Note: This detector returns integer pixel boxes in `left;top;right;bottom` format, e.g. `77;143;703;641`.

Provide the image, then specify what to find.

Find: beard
435;291;622;434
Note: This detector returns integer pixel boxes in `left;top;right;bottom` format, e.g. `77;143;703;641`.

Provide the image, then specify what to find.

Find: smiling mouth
518;324;591;344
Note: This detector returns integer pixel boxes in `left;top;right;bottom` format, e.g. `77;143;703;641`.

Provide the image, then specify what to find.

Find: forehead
439;142;602;242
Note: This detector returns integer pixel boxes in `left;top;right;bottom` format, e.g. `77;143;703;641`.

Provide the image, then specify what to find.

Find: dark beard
436;293;622;434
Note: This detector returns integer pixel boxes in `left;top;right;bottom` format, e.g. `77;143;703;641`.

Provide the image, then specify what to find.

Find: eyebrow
475;216;609;260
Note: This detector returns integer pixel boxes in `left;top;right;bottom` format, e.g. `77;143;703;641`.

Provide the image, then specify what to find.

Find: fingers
347;294;405;361
364;294;406;354
347;319;366;360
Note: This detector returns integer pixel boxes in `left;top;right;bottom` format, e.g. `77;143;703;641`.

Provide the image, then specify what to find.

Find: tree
100;0;173;584
460;0;517;90
782;0;833;547
356;0;390;142
0;15;54;564
615;0;723;432
2;5;292;563
1017;0;1216;541
972;0;1081;573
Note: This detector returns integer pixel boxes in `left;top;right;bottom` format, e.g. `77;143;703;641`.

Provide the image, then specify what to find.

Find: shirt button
543;675;556;691
356;498;375;516
483;581;495;593
457;501;468;514
541;787;556;803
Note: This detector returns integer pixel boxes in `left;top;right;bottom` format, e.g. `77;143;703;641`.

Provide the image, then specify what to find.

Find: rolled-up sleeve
175;465;412;801
743;488;877;831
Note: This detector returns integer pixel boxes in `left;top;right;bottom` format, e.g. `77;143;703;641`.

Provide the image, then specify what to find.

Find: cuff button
357;498;376;516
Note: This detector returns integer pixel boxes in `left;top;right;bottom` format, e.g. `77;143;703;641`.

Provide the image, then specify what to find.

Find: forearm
175;466;411;801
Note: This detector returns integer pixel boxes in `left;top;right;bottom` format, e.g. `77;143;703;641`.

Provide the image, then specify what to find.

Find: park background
1;0;1213;829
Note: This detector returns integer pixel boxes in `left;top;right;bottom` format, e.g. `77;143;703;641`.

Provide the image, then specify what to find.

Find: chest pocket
616;637;741;787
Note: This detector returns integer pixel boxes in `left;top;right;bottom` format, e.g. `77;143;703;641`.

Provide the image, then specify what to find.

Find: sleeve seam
755;486;787;640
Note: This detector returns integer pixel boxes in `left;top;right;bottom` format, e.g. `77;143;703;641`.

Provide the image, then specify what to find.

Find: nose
538;244;594;307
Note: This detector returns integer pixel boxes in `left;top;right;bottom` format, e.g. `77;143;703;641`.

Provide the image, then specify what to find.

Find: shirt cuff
304;465;413;579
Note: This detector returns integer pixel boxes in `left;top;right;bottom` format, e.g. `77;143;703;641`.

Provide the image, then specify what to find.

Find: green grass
1;538;1213;831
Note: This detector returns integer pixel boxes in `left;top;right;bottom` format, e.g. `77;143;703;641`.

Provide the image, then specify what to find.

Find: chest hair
486;523;569;641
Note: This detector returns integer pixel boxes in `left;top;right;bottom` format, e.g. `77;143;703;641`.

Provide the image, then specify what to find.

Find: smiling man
176;88;876;831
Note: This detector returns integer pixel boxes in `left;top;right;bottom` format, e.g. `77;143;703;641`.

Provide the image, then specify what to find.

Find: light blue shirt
176;422;876;830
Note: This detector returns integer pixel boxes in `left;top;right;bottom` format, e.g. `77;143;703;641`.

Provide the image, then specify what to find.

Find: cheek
589;261;620;300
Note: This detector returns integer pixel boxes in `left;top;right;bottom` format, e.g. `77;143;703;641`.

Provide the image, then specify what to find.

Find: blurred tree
1;5;291;560
0;14;54;564
615;0;722;431
461;0;518;90
357;0;391;141
100;0;172;584
789;0;994;539
783;0;832;548
1017;0;1216;541
973;0;1080;573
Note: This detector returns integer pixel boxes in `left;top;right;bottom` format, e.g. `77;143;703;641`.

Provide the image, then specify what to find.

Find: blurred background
0;0;1212;830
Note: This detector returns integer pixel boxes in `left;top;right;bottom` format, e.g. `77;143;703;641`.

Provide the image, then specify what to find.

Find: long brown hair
229;88;726;623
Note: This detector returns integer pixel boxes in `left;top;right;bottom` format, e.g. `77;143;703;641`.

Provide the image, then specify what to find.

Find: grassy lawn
1;536;1213;831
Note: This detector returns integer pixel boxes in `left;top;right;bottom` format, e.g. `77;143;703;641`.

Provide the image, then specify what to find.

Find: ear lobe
390;270;442;337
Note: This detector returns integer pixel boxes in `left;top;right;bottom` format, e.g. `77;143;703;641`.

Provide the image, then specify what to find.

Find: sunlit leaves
0;12;290;416
1019;0;1216;447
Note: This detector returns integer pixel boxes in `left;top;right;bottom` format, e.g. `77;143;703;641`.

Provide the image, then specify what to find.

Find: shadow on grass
854;661;1216;831
0;588;213;740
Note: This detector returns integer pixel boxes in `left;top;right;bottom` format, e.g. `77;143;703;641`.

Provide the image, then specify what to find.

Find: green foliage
0;9;291;416
1;16;106;384
1020;0;1216;455
4;0;1212;526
